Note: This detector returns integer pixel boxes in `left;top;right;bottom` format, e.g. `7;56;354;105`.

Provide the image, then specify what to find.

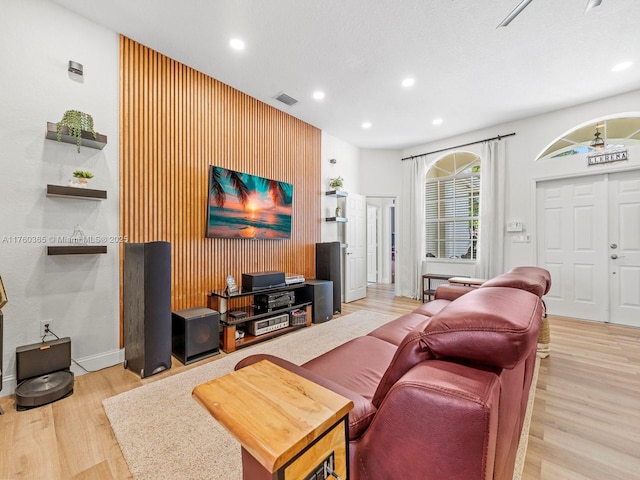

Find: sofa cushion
434;284;476;301
370;328;433;408
509;266;552;295
423;287;542;369
367;312;432;346
234;353;377;439
411;299;450;317
303;336;397;402
481;267;550;297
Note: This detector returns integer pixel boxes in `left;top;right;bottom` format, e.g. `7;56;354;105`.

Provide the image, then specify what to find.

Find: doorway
536;169;640;327
365;196;397;286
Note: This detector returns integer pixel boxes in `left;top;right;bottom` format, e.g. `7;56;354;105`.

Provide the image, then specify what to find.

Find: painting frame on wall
206;165;294;240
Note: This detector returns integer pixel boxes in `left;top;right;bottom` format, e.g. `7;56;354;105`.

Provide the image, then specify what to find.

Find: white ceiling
51;0;640;150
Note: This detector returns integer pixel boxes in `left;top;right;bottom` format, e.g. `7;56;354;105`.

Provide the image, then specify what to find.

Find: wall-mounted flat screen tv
206;166;293;239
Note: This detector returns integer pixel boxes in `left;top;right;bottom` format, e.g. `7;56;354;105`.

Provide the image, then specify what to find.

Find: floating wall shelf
45;122;108;150
46;184;107;200
47;245;108;256
325;190;348;197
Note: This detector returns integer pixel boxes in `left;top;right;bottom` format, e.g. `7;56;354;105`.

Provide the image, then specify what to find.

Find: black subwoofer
298;279;333;323
316;242;342;314
172;307;220;365
123;241;172;378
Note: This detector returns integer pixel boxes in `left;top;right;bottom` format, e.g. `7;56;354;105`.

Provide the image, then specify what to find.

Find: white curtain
397;157;426;298
476;140;506;279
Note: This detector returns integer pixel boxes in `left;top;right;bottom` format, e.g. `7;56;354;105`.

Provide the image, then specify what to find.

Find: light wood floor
1;284;639;479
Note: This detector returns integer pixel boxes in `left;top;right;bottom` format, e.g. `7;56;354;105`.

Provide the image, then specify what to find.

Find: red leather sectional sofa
237;266;551;480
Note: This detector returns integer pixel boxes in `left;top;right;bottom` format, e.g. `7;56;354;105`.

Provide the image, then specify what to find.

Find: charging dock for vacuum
15;337;74;411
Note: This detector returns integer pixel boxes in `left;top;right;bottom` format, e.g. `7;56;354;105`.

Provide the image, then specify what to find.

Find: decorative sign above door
587;149;628;166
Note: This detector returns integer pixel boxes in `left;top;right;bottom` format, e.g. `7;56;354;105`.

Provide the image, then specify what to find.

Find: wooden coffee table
193;359;354;479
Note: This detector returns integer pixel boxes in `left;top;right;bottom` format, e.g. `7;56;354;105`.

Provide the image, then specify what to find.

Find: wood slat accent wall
119;36;321;338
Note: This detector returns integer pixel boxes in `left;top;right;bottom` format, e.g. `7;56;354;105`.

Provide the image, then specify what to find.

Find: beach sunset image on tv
206;166;293;239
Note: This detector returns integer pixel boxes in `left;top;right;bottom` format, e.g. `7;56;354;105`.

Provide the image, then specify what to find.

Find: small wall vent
274;92;298;106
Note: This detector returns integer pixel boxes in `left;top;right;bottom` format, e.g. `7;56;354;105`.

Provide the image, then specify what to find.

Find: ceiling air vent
274;92;298;107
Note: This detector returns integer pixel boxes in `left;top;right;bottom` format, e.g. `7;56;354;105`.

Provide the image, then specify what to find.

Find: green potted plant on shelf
71;170;94;188
56;110;97;152
329;176;344;190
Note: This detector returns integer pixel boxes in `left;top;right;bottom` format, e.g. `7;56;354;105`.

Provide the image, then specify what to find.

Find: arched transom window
425;151;480;260
537;115;640;160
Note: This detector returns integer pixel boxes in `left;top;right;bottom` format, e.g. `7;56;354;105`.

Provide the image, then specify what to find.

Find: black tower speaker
316;242;342;314
124;241;172;378
298;279;333;323
172;307;220;365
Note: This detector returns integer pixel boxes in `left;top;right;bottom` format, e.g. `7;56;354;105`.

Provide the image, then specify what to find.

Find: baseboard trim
1;348;124;398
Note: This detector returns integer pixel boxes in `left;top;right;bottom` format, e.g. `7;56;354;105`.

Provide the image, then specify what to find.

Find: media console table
208;284;311;353
193;359;353;480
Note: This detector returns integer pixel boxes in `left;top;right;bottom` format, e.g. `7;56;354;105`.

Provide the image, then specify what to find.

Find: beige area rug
103;310;396;480
104;309;539;480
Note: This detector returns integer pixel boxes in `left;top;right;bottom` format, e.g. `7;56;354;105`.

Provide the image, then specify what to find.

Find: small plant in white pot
71;170;94;188
329;176;344;190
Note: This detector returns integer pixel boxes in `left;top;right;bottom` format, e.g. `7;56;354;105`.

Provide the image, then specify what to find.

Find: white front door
608;171;640;327
344;193;367;302
367;205;378;283
537;175;608;321
537;169;640;326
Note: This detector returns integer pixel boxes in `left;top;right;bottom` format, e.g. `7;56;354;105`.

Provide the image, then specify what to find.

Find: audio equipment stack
255;291;295;310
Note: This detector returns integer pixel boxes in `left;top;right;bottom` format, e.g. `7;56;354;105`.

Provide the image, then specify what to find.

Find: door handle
611;254;626;259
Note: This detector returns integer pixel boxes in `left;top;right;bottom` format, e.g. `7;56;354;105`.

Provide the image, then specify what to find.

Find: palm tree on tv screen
209;166;249;208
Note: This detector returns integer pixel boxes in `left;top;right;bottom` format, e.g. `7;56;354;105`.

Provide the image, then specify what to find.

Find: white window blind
425;167;480;260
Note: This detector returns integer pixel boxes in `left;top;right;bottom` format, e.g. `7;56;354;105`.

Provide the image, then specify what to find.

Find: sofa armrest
352;361;501;480
434;284;476;301
235;354;377;439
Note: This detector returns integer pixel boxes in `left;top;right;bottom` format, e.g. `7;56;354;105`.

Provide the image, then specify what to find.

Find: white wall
401;89;640;277
0;0;121;395
320;132;361;242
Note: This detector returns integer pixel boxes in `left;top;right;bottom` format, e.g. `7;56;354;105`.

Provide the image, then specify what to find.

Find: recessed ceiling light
432;118;443;126
401;78;415;88
313;91;325;100
362;122;372;129
229;38;245;51
612;61;632;72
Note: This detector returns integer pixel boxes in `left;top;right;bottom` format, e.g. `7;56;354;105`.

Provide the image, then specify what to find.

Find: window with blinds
425;152;480;260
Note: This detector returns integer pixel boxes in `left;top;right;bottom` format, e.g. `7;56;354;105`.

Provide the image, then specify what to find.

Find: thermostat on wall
507;221;523;233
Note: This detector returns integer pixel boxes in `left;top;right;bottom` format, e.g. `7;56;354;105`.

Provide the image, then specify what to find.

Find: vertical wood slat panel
119;36;321;337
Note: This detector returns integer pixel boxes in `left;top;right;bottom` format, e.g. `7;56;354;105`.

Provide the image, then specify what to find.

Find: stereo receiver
246;314;289;336
255;291;295;310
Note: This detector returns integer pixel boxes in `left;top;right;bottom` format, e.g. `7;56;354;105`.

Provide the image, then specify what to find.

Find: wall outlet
40;319;54;338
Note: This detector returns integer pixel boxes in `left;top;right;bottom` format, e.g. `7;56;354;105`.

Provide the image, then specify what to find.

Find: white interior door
537;169;640;326
537;175;608;321
344;193;367;302
609;171;640;327
367;205;378;283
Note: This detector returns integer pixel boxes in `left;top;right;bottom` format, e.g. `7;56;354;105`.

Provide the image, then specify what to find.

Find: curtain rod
401;132;516;161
